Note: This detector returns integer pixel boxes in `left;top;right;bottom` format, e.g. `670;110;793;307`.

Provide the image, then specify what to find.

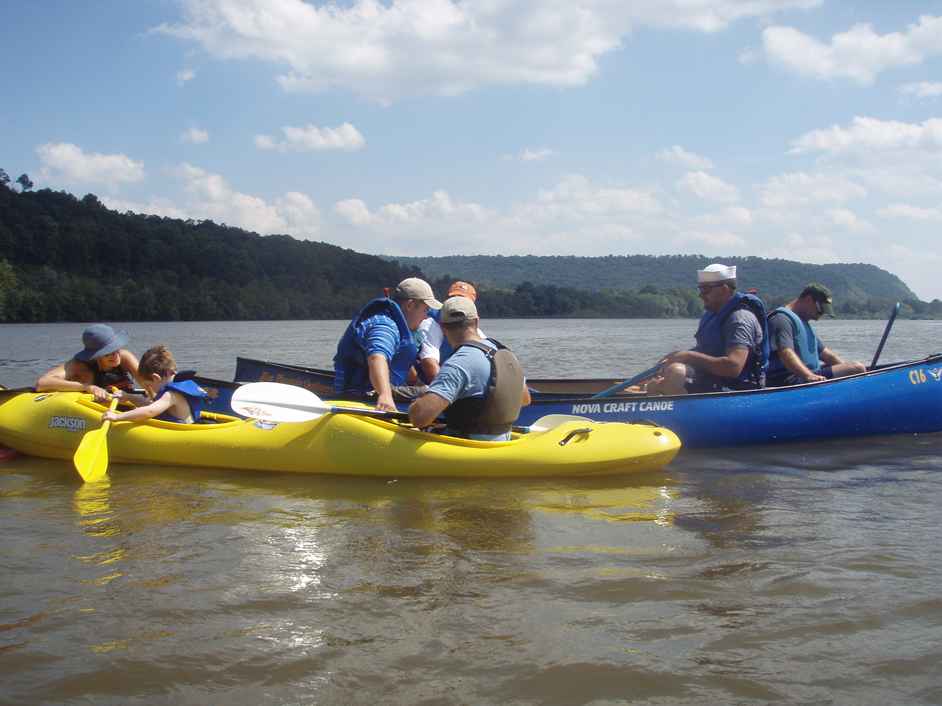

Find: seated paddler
103;345;209;424
415;280;487;383
36;323;142;403
766;283;866;386
408;296;531;442
333;277;442;412
643;263;769;395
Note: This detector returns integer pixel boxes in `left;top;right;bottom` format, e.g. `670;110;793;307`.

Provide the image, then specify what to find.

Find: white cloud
791;116;942;155
255;123;365;152
517;148;554;162
697;206;753;227
762;15;942;84
878;203;942;222
684;231;747;248
525;174;663;219
758;172;867;207
826;207;873;232
677;171;739;203
181;127;209;144
335;199;375;226
658;145;713;170
176;163;321;236
36;142;145;188
177;67;196;85
899;81;942;99
158;0;819;101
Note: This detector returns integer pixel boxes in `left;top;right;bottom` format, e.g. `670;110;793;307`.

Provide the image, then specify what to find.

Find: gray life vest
443;339;525;435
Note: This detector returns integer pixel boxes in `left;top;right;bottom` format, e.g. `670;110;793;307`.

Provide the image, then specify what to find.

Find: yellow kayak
0;391;680;478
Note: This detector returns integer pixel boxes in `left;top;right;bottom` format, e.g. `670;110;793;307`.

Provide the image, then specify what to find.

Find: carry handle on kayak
559;428;592;446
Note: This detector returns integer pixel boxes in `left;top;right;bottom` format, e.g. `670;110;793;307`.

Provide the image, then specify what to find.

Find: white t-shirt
416;317;486;363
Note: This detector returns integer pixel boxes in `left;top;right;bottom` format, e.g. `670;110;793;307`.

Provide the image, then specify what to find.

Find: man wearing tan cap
333;277;442;411
766;283;865;386
644;263;769;395
409;296;530;441
415;280;486;382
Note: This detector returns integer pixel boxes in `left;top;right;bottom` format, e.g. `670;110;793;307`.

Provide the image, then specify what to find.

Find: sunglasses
814;299;826;315
697;283;725;294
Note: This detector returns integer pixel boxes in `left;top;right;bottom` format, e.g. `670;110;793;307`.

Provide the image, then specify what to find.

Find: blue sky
3;1;942;299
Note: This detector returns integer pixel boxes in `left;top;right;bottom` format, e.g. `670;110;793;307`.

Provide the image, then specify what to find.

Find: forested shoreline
2;173;940;322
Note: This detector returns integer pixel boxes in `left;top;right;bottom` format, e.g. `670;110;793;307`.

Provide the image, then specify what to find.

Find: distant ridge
1;176;937;321
390;254;918;303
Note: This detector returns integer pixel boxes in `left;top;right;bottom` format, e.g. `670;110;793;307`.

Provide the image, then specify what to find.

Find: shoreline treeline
1;174;940;322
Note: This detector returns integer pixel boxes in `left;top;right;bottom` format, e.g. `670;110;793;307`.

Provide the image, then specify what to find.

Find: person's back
409;296;528;441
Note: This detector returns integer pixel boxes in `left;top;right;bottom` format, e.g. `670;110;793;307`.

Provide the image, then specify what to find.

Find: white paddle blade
526;414;594;433
231;382;327;422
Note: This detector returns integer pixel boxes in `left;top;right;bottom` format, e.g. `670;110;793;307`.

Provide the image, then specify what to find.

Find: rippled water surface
2;319;941;705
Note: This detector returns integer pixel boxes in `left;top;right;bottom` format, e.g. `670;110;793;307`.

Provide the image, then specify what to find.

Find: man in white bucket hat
643;263;769;395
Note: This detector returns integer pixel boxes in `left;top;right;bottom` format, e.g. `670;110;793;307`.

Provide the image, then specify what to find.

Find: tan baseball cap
440;296;479;324
393;277;442;309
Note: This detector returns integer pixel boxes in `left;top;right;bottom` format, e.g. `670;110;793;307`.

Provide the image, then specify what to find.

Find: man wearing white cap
333;277;442;411
644;263;769;395
409;296;530;441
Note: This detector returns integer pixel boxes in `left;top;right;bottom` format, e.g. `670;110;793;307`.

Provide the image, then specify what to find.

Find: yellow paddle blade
73;397;119;483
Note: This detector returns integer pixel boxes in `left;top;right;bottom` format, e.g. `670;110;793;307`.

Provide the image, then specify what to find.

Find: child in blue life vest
102;345;208;424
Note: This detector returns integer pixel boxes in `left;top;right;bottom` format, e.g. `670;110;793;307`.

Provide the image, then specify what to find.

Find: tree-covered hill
1;173;939;322
392;254;918;305
0;182;417;322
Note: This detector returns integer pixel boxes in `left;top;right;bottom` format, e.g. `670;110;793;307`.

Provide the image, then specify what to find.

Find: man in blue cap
36;323;141;402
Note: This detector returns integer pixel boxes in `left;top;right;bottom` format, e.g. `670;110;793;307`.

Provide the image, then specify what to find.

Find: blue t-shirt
358;313;404;361
427;339;509;442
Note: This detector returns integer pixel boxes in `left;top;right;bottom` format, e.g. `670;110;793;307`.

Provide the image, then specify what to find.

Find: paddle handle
591;364;661;398
870;301;900;369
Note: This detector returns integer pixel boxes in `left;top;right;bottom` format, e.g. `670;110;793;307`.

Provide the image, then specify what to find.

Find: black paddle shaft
870;302;901;369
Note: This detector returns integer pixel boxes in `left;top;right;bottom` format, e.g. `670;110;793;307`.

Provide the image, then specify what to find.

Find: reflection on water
2;320;942;703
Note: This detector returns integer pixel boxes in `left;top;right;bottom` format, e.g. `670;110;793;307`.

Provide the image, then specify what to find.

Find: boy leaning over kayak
102;345;209;425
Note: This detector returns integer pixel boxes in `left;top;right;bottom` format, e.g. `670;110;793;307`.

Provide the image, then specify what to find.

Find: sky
3;1;942;300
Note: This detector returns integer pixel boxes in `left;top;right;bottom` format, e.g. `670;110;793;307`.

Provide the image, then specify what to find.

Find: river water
1;319;941;705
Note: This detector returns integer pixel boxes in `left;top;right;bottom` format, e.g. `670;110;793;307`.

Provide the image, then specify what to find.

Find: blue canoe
224;355;942;448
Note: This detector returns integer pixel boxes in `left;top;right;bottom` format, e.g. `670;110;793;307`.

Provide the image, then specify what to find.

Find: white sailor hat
697;263;736;284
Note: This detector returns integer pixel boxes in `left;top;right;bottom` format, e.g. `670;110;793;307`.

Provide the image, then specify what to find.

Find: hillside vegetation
395;255;919;307
1;175;939;321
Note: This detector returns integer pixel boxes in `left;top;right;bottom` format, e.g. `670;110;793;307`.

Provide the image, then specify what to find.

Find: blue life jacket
333;297;418;394
767;307;821;379
693;291;769;390
155;379;209;423
416;309;455;384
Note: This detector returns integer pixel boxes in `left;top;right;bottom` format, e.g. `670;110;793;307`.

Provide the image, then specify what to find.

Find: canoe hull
0;392;680;477
232;355;942;448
